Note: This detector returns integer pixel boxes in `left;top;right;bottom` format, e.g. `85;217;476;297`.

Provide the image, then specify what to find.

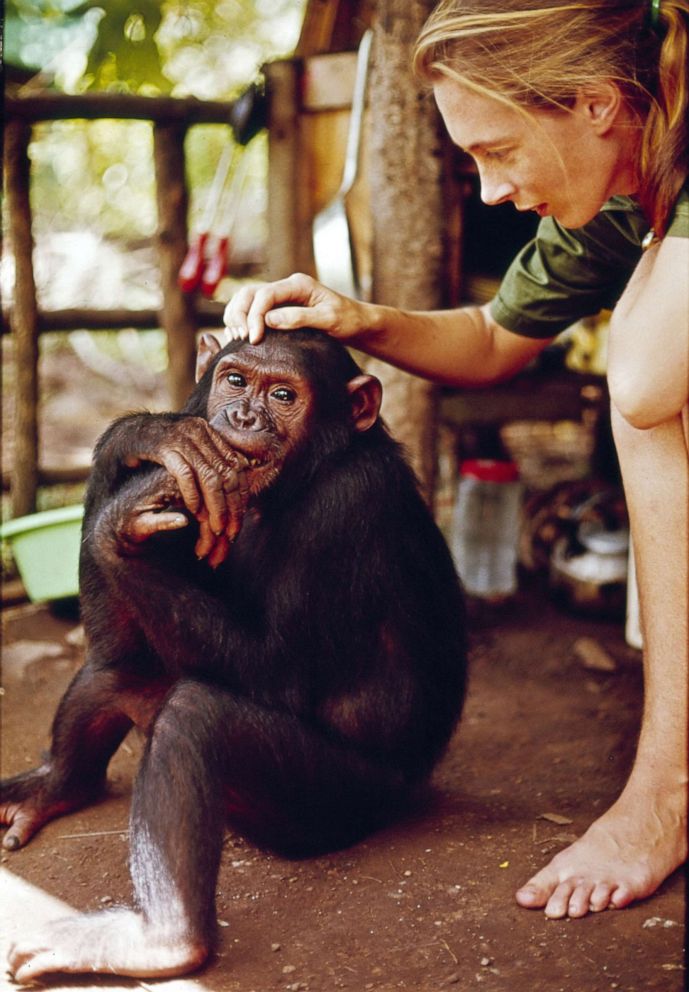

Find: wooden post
5;119;40;518
366;0;445;502
265;60;314;278
153;122;198;410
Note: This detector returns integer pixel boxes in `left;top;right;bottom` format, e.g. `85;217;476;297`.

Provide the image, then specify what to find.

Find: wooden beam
5;119;39;517
265;60;308;279
1;301;227;335
5;92;237;126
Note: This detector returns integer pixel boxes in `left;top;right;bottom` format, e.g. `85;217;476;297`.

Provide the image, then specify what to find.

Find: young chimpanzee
1;329;467;982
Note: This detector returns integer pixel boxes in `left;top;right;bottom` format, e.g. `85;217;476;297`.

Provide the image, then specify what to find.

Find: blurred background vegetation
5;0;306;252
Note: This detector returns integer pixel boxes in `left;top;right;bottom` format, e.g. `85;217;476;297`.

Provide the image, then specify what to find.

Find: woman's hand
223;272;369;345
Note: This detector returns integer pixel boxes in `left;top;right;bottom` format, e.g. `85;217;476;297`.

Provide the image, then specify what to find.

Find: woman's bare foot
516;776;687;918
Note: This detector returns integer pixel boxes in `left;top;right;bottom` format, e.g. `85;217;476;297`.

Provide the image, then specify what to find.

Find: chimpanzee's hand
120;417;249;562
117;468;246;569
223;272;371;346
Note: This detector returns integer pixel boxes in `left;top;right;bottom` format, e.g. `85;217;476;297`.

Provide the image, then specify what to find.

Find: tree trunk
367;0;445;501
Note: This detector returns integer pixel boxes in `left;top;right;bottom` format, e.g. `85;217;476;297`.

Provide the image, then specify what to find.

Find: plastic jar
450;458;523;600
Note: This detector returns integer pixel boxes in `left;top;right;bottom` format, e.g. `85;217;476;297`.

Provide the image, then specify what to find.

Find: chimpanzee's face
206;339;315;495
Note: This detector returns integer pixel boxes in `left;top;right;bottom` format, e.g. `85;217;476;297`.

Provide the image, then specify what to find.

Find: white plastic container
451;459;522;600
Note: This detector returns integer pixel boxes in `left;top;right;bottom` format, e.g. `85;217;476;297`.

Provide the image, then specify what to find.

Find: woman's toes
567;882;595;917
589;881;616;912
544;881;577;919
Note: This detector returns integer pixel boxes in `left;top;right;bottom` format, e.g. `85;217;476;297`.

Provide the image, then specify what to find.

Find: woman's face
433;77;638;229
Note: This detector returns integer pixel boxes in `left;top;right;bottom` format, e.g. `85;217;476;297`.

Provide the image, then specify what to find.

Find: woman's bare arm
223;272;553;388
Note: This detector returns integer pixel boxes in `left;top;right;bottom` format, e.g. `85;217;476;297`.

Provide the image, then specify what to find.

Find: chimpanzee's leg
1;663;134;850
8;678;408;982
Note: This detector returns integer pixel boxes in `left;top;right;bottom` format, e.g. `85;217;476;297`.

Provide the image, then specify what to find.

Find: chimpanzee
1;329;467;982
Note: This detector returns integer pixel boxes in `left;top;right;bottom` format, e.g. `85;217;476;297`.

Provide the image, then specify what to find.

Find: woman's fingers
223;272;361;345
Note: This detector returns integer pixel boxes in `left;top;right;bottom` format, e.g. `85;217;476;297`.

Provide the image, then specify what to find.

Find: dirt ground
1;580;684;992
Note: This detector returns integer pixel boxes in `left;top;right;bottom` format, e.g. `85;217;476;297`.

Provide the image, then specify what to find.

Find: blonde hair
414;0;689;235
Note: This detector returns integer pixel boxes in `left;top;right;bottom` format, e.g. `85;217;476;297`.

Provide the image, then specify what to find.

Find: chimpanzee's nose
226;402;264;431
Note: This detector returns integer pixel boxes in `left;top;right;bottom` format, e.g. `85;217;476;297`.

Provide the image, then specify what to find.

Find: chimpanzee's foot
8;909;210;982
1;767;84;850
516;776;687;918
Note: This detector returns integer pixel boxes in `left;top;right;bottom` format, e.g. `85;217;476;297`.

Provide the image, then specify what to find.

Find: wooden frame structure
3;92;238;517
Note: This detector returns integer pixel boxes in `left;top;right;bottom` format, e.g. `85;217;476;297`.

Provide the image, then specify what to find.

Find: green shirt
490;182;689;339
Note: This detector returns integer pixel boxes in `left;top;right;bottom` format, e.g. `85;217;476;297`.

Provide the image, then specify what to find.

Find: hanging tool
179;81;266;295
178;144;237;294
312;29;372;298
200;151;252;298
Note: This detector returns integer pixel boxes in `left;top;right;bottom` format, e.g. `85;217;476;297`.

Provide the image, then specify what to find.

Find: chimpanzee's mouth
234;450;272;471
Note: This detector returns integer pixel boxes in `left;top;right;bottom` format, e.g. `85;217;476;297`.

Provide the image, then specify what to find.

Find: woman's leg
516;404;688;917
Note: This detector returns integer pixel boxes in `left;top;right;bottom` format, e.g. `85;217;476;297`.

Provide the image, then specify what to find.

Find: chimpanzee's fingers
160;451;203;515
195;460;231;536
194;513;217;560
207;534;231;569
160;441;227;536
223;469;249;543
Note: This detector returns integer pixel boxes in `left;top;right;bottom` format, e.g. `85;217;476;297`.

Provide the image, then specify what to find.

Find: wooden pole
264;60;305;279
367;0;445;501
5;120;40;517
152;122;198;410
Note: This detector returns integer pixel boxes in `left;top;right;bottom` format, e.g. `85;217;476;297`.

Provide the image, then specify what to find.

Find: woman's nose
478;172;517;206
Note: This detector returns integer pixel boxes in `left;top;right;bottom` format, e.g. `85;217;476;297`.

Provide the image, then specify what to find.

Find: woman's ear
574;82;624;135
346;375;383;432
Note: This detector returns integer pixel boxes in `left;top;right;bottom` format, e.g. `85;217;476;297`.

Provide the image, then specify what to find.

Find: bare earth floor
0;582;685;992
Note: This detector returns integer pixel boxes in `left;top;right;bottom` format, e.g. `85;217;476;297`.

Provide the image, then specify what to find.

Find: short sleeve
666;184;689;238
489;197;647;339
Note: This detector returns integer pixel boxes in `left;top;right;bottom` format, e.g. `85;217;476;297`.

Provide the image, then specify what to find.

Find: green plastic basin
1;504;84;602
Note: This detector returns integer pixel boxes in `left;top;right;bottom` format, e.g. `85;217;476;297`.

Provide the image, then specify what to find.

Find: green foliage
7;0;306;97
5;1;306;260
83;0;169;93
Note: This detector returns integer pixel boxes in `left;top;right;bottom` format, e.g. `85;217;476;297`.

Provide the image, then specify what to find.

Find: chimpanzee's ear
346;375;382;432
195;332;224;382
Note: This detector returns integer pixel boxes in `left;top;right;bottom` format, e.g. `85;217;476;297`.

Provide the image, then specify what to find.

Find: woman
224;0;688;919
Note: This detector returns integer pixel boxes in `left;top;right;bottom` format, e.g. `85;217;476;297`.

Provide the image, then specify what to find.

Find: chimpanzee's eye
271;387;296;404
227;372;246;388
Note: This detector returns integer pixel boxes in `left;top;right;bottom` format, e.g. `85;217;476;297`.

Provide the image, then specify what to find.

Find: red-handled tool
178;145;237;294
199;152;251;298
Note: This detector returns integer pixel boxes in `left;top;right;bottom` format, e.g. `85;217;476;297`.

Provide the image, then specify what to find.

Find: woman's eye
485;148;511;162
272;387;296;403
227;372;245;387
